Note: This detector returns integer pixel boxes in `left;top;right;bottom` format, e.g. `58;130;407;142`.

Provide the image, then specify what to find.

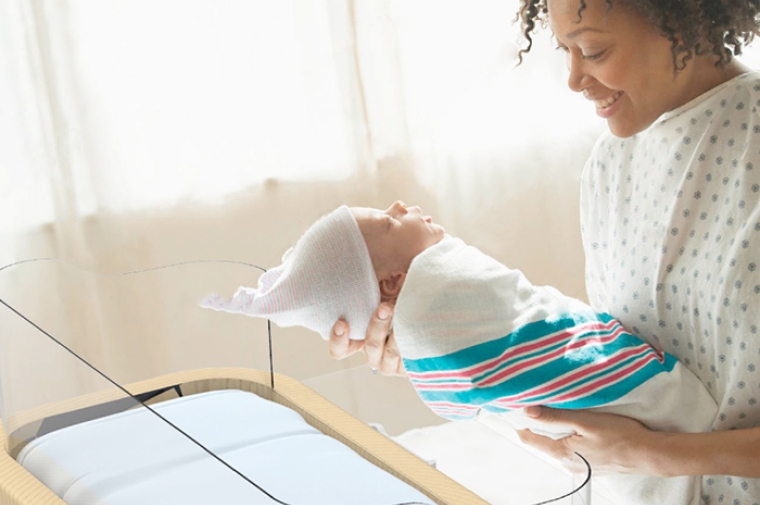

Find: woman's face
549;0;731;137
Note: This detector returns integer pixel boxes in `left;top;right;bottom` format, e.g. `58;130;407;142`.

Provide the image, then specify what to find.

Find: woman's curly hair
517;0;760;69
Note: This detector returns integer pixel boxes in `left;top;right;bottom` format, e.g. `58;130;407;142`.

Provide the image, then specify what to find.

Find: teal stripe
404;311;616;374
549;353;677;408
412;351;675;412
479;329;653;389
403;311;677;419
421;325;626;387
405;314;638;390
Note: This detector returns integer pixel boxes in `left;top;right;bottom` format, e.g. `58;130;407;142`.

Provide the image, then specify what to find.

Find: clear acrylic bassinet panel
0;259;273;425
0;258;591;505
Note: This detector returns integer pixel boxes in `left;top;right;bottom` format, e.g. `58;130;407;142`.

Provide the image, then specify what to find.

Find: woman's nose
566;51;589;94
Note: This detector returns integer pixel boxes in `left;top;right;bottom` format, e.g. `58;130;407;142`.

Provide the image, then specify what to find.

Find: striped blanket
393;237;717;505
393;236;717;432
393;236;716;505
403;312;676;420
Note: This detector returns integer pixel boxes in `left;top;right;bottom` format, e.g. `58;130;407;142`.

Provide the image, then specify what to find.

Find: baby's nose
392;200;408;213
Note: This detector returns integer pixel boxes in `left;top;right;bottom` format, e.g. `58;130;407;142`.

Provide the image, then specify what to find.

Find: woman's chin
605;106;654;138
607;118;647;139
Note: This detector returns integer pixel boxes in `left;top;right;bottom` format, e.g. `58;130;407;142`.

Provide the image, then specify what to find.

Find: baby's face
351;201;445;274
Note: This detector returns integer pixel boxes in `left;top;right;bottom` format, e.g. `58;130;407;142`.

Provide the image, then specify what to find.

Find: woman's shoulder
729;69;760;93
583;71;760;180
595;71;760;146
661;70;760;124
705;70;760;117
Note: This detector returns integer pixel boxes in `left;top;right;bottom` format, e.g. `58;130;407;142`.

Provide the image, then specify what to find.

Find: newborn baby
202;202;717;505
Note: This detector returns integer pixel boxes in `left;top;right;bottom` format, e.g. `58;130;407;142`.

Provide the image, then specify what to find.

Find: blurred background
0;1;757;503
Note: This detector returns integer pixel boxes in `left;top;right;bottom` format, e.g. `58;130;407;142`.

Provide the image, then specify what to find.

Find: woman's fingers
516;407;592;463
329;320;365;359
517;406;652;475
523;405;587;431
379;331;406;377
523;405;642;435
329;304;404;376
364;303;394;369
517;427;575;462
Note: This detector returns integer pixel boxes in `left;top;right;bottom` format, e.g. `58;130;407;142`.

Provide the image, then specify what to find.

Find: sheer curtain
0;0;601;424
0;0;604;263
2;0;758;274
9;0;754;431
0;0;371;243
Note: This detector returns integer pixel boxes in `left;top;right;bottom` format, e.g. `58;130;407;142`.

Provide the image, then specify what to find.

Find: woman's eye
555;45;569;53
582;50;605;61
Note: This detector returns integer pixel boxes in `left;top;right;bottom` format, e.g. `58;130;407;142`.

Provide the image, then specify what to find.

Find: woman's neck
674;57;751;111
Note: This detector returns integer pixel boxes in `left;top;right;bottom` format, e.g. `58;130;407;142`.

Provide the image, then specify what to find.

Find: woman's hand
519;406;760;479
329;302;406;377
516;406;660;476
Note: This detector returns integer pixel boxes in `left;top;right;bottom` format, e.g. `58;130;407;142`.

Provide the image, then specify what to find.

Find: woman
330;0;760;503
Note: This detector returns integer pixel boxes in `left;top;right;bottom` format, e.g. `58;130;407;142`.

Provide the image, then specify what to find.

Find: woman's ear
379;271;406;301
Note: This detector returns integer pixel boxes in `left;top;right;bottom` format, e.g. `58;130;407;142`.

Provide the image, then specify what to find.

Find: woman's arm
518;406;760;478
329;302;406;376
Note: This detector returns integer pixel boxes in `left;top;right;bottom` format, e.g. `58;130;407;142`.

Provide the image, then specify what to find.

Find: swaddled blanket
393;236;717;505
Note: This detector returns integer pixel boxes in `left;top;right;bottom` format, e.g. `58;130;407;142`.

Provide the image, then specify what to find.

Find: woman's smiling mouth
595;91;624;110
593;91;625;119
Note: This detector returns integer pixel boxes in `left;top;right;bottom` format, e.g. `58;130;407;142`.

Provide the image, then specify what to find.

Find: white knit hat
200;206;380;340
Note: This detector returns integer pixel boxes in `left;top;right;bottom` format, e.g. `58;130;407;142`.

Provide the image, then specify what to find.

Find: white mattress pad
17;389;434;505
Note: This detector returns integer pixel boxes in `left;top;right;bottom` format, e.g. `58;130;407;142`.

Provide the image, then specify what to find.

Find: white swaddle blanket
393;237;718;505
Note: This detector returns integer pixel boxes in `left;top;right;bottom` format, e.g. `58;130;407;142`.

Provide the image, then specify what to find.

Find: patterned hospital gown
581;71;760;504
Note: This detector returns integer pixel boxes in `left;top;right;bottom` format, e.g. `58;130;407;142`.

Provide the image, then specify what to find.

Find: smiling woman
543;0;747;137
509;0;760;504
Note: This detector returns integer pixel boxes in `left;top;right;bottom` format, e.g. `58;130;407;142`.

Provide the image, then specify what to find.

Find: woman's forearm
641;426;760;478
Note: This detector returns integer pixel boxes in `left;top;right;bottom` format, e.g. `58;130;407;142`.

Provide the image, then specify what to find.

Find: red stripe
407;320;619;382
492;352;661;409
546;353;660;403
408;320;617;380
479;326;628;387
426;402;479;413
411;334;648;394
410;326;629;391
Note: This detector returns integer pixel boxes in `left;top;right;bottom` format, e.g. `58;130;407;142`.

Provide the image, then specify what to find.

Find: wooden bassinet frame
0;367;487;505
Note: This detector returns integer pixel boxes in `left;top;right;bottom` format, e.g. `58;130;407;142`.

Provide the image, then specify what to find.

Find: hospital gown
581;71;760;505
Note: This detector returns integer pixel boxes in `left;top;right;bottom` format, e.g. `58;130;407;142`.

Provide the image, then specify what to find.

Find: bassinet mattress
16;389;434;505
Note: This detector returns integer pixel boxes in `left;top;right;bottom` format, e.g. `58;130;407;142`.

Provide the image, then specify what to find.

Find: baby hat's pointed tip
199;288;256;314
198;205;380;339
199;293;225;310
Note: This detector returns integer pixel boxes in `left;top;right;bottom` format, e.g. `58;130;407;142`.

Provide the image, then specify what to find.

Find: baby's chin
418;231;445;255
430;224;446;243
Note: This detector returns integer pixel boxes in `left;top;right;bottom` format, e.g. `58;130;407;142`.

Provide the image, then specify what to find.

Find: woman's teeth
595;91;623;109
